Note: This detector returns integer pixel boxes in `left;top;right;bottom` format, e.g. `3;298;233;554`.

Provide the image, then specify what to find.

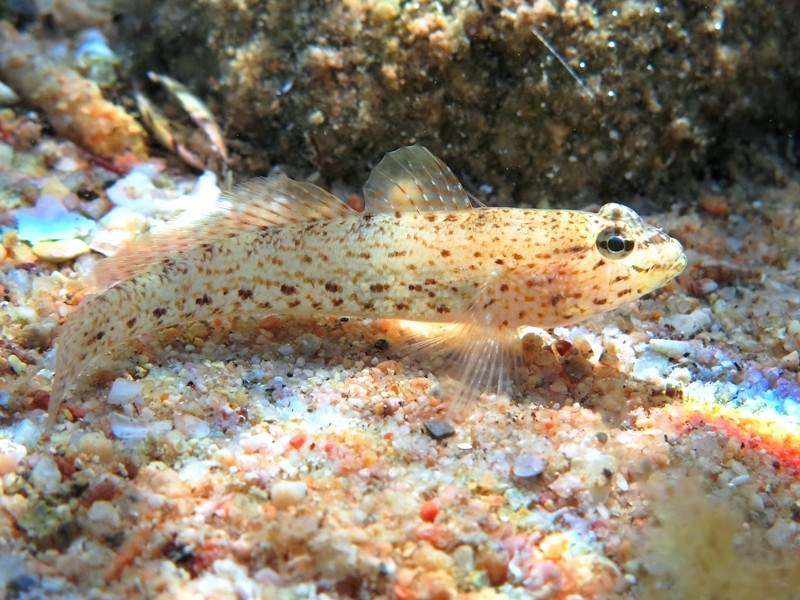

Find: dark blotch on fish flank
95;331;105;341
441;249;451;257
370;283;388;292
281;284;296;295
238;288;254;299
153;307;167;318
195;294;212;306
126;317;137;329
325;282;340;293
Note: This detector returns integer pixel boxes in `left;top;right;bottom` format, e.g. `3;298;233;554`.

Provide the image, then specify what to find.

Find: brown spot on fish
281;284;296;295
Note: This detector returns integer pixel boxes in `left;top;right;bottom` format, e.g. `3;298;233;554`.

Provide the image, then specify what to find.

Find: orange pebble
420;499;439;522
258;315;281;329
288;432;306;449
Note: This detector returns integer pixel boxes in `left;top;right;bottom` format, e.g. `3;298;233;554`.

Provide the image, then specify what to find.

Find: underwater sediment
113;0;800;206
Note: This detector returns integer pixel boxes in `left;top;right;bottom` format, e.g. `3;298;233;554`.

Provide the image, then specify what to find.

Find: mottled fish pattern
48;146;686;423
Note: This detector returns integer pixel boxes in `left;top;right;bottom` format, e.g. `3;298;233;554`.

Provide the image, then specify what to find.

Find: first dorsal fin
363;145;474;213
94;174;356;288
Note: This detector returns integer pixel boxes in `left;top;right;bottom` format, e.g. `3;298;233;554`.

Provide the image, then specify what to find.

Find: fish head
511;203;686;327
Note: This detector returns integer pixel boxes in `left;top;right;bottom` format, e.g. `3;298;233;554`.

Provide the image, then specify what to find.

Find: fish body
48;146;686;423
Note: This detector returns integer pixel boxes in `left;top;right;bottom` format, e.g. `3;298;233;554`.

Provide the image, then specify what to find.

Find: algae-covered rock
115;0;800;206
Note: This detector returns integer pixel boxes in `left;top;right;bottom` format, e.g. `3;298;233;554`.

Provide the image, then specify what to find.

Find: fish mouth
671;249;687;275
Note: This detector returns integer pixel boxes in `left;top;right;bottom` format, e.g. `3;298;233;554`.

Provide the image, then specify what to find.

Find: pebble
108;413;172;440
699;194;731;217
31;455;62;494
0;439;27;475
97;206;148;232
15;195;94;243
8;354;26;374
107;378;144;405
297;333;322;355
5;269;31;297
89;228;137;257
53;156;79;172
0;80;20;104
174;414;211;439
86;500;121;528
32;238;90;262
270;480;308;509
648;339;693;360
778;350;799;369
20;317;58;350
423;419;455;440
512;454;546;478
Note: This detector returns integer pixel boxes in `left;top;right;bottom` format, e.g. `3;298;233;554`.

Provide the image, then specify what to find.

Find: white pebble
87;500;121;527
174;414;210;438
0;80;20;103
107;378;144;405
662;308;713;337
89;228;137;257
53;156;79;172
648;339;693;360
31;455;62;494
0;439;27;475
512;454;546;478
97;206;148;232
11;418;40;446
105;171;156;205
270;480;307;509
728;474;751;488
109;413;172;440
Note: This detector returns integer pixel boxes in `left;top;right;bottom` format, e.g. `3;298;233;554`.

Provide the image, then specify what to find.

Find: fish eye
596;227;635;259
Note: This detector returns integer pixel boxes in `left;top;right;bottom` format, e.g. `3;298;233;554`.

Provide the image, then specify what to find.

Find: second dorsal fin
363;145;474;213
94;174;356;288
